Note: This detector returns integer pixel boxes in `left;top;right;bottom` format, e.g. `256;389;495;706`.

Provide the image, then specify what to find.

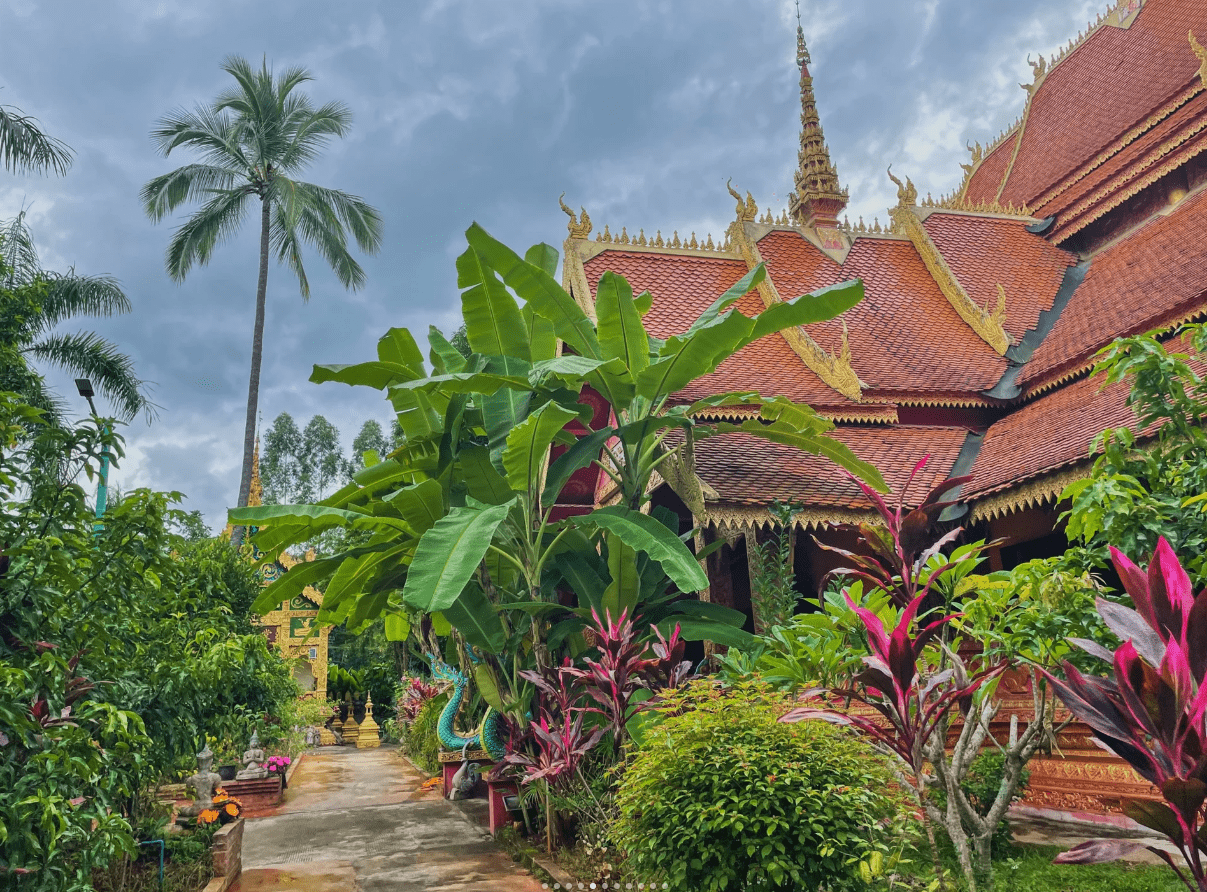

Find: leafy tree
1062;323;1207;586
233;225;880;737
170;508;212;542
0;103;72;175
141;56;383;547
0;212;155;424
299;414;344;501
348;418;389;478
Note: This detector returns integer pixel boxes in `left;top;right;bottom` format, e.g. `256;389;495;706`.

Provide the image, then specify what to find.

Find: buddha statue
235;730;268;780
177;745;222;820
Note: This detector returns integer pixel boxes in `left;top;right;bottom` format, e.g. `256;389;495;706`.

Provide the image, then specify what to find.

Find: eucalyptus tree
142;55;383;547
232;224;881;730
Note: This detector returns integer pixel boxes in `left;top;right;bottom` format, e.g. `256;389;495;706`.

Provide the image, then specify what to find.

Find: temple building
556;0;1207;816
223;443;330;700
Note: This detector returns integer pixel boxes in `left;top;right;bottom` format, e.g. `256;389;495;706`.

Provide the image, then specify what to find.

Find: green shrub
402;692;448;775
613;681;910;892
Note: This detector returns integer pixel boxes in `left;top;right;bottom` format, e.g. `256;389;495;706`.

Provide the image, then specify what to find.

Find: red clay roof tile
693;425;968;508
997;0;1207;208
921;213;1078;341
755;230;1009;394
1021;184;1207;388
581;249;861;408
964;133;1018;205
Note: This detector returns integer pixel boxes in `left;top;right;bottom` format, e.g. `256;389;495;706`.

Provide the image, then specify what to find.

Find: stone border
201;817;244;892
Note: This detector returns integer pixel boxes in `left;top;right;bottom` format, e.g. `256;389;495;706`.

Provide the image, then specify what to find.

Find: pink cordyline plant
1044;537;1207;890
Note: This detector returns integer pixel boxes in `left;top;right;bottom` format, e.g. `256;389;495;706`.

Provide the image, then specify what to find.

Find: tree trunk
231;196;272;549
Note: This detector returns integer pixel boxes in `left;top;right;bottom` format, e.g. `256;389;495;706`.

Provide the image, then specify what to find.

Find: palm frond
140;163;243;221
0;105;72;176
277;101;352;173
270;202;311;300
164;188;253;281
0;212;42;288
295;181;383;254
149;104;249;170
25;331;156;422
36;274;132;331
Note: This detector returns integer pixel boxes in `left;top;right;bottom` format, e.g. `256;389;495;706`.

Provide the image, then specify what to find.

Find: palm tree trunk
231;197;272;549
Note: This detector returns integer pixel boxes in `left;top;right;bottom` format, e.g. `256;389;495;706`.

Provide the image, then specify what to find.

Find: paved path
231;747;544;892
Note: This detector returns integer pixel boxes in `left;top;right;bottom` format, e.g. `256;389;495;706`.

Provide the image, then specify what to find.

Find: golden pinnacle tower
788;22;849;228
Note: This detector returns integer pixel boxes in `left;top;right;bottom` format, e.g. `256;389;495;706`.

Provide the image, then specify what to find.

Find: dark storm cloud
1;0;1103;530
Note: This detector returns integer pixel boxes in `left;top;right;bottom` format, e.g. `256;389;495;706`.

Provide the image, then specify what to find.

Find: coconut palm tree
0;212;154;425
141;56;383;547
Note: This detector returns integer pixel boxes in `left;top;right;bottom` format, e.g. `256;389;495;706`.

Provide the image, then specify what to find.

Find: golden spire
788;16;849;229
248;436;263;508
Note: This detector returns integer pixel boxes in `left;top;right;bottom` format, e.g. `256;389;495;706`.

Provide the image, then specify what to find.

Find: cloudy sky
2;0;1104;532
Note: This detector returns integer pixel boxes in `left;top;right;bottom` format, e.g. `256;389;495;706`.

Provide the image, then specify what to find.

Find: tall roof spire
788;14;848;229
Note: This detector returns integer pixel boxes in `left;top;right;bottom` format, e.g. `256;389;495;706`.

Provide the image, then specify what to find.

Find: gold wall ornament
1021;53;1047;95
597;224;611;242
619;226;629;244
992;284;1008;327
887;166;918;207
558;193;592;239
891;204;1011;354
1191;31;1207;88
727;220;862;401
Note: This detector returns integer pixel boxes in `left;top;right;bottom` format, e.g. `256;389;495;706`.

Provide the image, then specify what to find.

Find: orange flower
224;803;239;817
198;809;219;825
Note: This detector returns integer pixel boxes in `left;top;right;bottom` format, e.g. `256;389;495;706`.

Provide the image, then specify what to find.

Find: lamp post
75;378;109;522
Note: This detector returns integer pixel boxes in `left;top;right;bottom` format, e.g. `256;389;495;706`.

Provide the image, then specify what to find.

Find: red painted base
438;752;495;799
488;779;519;835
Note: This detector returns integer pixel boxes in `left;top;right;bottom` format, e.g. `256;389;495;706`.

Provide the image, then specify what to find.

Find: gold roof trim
970;465;1089;523
704;502;875;535
1192;31;1207;88
726;202;863;402
562;237;597;322
887;179;1011;355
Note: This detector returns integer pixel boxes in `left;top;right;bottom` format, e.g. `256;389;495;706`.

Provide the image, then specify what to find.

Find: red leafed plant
396;675;440;722
1045;537;1207;890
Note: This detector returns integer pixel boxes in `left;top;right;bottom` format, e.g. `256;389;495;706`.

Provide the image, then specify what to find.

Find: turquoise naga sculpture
428;650;506;761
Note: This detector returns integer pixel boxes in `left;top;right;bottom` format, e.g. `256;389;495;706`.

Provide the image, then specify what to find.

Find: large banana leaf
601;531;640;619
250;553;346;614
672;599;748;627
443;583;507;654
384;612;411;642
525;242;559;276
551;550;608;614
680;264;766;337
459;445;515;505
402;500;515;613
384;478;445;535
321;548;403;614
635;308;755;402
569;506;708;593
394;371;532;396
658;615;756;649
746;279;863;342
310;360;420;390
523;302;558;363
542;427;614;508
428;325;468;374
378;326;427;373
456;245;530;362
229;504;408;539
465;224;601;360
596;270;650;383
501;401;578;494
482;354;533;457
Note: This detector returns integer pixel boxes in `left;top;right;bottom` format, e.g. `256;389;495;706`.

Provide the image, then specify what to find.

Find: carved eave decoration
726;185;863;402
969;465;1089;523
887;169;1012;355
703;502;876;535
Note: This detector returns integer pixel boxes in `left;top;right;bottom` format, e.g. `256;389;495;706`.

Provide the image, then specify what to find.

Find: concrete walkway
231;747;545;892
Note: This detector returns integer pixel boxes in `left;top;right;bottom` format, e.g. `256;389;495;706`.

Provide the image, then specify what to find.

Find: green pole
93;422;109;533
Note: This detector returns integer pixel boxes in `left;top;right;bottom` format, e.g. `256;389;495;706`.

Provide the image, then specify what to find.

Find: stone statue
177;745;222;820
236;730;268;780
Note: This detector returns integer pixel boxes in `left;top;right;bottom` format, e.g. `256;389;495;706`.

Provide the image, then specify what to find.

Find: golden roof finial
1191;31;1207;87
558;192;592;239
887;165;917;207
727;179;758;223
787;24;848;228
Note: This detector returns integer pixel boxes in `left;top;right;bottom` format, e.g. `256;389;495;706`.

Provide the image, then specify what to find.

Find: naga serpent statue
428;649;507;761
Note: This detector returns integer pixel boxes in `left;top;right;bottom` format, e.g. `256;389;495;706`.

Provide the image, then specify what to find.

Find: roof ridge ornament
558;192;592;239
887;165;918;208
727;179;758;222
1191;31;1207;88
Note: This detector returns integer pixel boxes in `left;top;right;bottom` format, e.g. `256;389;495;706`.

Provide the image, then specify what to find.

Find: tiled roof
693;425;969;507
996;0;1207;208
921;213;1078;341
1020;185;1207;389
581;249;863;408
965;374;1135;499
755;230;1009;394
963;133;1018;205
1033;88;1207;238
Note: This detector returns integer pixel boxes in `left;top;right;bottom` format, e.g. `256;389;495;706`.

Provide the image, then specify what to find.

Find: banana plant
230;224;881;726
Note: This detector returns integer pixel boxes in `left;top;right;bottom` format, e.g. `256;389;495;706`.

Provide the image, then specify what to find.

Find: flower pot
218;765;238;781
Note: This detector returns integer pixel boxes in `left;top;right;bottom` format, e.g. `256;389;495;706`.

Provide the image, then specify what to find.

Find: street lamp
75;378;109;521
